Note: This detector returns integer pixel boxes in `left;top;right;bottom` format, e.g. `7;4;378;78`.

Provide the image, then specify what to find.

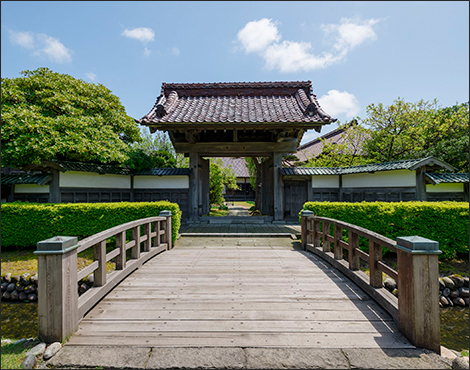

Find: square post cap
159;210;172;217
35;236;79;255
301;210;314;217
396;236;441;255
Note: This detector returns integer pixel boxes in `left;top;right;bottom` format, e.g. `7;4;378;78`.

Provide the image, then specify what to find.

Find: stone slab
46;346;151;369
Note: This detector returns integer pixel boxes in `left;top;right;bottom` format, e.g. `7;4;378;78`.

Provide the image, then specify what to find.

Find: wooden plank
66;332;414;348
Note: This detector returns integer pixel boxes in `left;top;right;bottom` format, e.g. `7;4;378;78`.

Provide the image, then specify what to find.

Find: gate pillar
189;152;200;221
273;152;284;221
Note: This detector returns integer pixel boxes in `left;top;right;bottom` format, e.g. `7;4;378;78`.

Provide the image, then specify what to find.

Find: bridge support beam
396;236;441;354
35;236;79;343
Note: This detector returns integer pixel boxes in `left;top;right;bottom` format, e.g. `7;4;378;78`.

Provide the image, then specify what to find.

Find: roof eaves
408;157;457;172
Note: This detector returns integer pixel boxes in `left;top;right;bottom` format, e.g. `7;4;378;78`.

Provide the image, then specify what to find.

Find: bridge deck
67;237;413;349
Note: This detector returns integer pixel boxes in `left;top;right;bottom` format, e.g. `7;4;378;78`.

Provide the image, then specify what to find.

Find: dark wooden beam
174;141;298;156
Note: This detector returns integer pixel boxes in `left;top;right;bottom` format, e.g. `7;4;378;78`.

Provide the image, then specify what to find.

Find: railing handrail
300;210;442;354
305;215;397;252
77;216;167;253
36;210;173;343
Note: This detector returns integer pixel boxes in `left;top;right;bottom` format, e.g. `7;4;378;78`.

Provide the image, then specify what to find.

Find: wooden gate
284;180;308;218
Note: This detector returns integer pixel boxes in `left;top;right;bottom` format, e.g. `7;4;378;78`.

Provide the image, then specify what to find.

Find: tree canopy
209;158;238;207
1;68;141;168
300;99;469;172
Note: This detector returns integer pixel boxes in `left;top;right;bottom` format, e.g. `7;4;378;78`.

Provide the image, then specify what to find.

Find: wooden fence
35;210;172;343
300;210;442;354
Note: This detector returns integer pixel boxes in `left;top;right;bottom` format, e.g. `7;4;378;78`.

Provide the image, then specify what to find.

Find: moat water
1;302;469;352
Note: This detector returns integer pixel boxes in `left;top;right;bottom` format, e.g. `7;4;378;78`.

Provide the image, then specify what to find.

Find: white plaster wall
311;175;339;188
342;170;416;188
15;184;50;193
134;176;189;189
426;183;464;193
60;171;131;188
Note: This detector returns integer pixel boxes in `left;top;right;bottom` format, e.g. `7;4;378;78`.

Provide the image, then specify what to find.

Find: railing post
93;240;107;286
300;210;313;250
369;240;383;288
322;221;330;253
159;210;172;250
348;231;359;271
143;223;151;252
35;236;79;342
333;224;343;259
396;236;442;354
132;226;141;259
313;219;321;248
116;231;126;270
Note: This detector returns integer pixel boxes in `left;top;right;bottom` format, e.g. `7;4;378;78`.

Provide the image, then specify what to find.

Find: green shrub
301;201;469;259
1;201;181;248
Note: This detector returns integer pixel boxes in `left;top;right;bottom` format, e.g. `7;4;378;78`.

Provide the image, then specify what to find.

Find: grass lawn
1;339;45;369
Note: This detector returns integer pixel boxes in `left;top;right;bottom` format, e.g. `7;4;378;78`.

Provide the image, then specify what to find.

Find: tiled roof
280;157;455;176
220;157;250;178
138;81;336;125
51;160;189;176
51;160;133;175
1;174;51;186
295;121;369;162
425;172;469;184
135;168;191;176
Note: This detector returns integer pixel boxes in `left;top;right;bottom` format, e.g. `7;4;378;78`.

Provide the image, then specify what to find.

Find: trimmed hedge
301;201;469;259
1;201;181;248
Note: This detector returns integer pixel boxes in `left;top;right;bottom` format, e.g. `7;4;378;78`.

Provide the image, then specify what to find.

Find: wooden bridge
35;211;443;367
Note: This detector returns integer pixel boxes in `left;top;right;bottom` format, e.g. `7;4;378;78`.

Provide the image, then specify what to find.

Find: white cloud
237;18;280;53
8;30;35;49
33;34;72;63
85;72;97;81
171;47;180;56
318;90;360;119
143;47;152;57
122;27;155;43
9;30;72;63
236;17;379;73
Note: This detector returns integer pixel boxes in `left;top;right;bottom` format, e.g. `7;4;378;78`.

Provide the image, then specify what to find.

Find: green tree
362;98;469;171
209;158;238;207
1;68;141;168
124;129;186;171
303;120;374;168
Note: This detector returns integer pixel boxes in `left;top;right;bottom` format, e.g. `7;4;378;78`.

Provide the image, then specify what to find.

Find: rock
1;282;8;292
439;278;446;291
450;275;465;288
443;277;456;290
459;287;469;298
452;356;469;369
1;339;14;344
19;291;28;301
14;338;28;345
3;291;11;300
452;297;466;307
3;273;12;283
440;296;450;306
79;283;88;294
384;278;397;291
464;298;469;306
7;283;16;292
16;283;25;292
24;285;36;294
449;290;460;299
20;273;31;285
28;293;37;301
391;288;398;297
463;277;469;288
11;275;20;284
10;290;19;300
86;274;94;285
43;342;62;361
21;353;37;369
27;342;46;357
442;287;451;297
30;274;38;285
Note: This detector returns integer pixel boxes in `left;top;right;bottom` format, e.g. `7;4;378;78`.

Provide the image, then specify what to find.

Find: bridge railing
300;210;442;354
35;210;172;343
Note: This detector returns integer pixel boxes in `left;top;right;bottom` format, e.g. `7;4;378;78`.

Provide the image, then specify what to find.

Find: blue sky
2;1;469;145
